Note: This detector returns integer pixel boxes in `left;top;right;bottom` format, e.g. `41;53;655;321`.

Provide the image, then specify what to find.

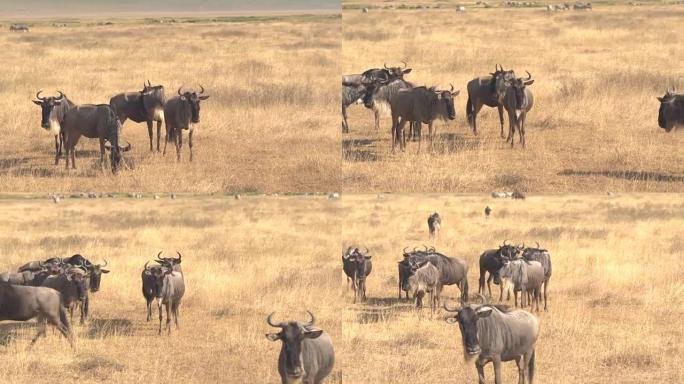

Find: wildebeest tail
528;350;535;382
462;278;469;300
167;126;176;142
104;107;120;148
466;96;473;124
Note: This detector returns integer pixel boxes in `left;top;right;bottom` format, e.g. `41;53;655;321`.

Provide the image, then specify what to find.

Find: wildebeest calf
407;261;439;312
427;212;441;240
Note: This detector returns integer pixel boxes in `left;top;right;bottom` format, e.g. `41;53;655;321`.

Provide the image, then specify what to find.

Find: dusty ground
342;2;684;193
0;14;340;193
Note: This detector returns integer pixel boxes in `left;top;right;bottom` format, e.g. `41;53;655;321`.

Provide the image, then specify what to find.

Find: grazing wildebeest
388;85;459;152
9;24;29;32
109;80;166;151
502;71;535;148
154;251;182;273
478;241;521;300
427;212;441;240
0;282;73;348
444;295;539;384
266;311;335;384
61;103;132;172
32;91;76;165
466;65;516;137
41;268;88;324
63;255;109;322
656;87;684;132
342;247;372;303
163;86;209;162
404;247;469;303
156;264;185;335
522;243;552;310
141;261;163;322
407;261;439;312
499;259;545;311
342;84;368;133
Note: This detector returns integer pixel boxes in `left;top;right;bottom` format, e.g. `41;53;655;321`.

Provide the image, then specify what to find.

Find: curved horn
147;79;151;87
477;294;487;305
144;261;150;270
175;252;182;261
535;241;540;249
266;312;285;328
403;246;410;254
36;90;46;101
524;70;532;81
177;86;184;96
384;63;390;69
198;85;205;94
443;298;461;312
401;61;407;69
503;239;509;246
55;91;65;101
363;247;369;255
157;252;163;260
303;310;315;327
449;83;454;92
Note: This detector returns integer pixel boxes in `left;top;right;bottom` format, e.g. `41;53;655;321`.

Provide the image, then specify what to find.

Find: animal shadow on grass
431;132;479;154
86;318;134;339
558;169;684;183
342;138;380;162
352;297;415;324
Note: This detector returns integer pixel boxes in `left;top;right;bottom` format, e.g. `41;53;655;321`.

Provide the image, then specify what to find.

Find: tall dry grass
342;3;684;192
0;15;340;193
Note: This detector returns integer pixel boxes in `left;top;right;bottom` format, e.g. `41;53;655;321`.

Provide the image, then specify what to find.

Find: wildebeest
0;282;73;348
9;24;29;32
342;247;372;303
154;251;182;273
427;212;441;240
502;71;535;148
141;261;163;322
478;241;521;300
656;87;683;132
573;2;592;10
484;206;492;218
156;264;185;335
388;85;459;152
499;259;545;311
342;84;367;133
17;257;63;274
404;247;469;302
41;267;88;324
522;243;552;310
407;261;439;312
444;295;539;384
63;255;109;322
163;86;209;162
266;311;335;384
32;91;76;165
466;65;516;137
61;103;132;172
109;81;166;152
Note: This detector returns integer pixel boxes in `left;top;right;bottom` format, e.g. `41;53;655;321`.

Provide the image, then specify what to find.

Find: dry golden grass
339;193;683;383
342;3;684;193
0;14;340;193
0;193;680;383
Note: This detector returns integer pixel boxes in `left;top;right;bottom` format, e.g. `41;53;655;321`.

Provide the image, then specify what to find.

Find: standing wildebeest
342;247;372;303
466;65;516;137
32;91;76;165
156;264;185;335
478;241;521;300
61;103;132;172
141;261;163;322
63;255;109;322
362;78;416;133
428;212;441;240
10;24;29;32
398;246;438;299
522;243;552;311
656;87;684;132
404;247;469;303
444;295;539;384
110;80;166;152
499;259;545;311
342;84;368;133
502;71;535;148
388;85;459;152
41;267;88;324
407;261;439;312
163;86;209;162
266;311;335;384
0;282;73;348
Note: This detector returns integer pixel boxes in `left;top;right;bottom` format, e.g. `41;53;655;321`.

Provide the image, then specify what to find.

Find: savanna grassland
342;2;684;193
0;195;344;384
340;193;683;383
0;13;340;193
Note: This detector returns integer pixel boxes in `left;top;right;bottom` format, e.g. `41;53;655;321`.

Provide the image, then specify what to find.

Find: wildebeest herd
32;82;209;173
340;212;554;384
343;62;681;153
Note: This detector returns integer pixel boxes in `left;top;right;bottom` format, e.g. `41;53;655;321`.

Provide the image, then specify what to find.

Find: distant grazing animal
512;190;527;199
0;282;73;348
266;311;335;384
163;86;209;162
342;247;372;303
387;85;459;152
156;264;185;335
109;80;166;151
61;103;132;172
466;65;516;137
427;212;441;240
657;87;684;132
445;295;539;384
9;24;29;32
478;241;521;300
32;91;76;165
404;247;469;302
502;71;535;148
484;206;492;218
141;261;163;322
522;243;552;310
407;261;439;312
499;259;545;311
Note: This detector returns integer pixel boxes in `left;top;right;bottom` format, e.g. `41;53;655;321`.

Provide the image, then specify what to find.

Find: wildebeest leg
397;119;408;151
147;120;154;152
519;113;526;149
543;279;549;311
374;109;380;132
188;130;193;162
515;356;525;384
166;300;172;335
29;316;47;349
478;270;485;295
475;359;486;384
99;137;107;173
173;302;180;329
156;120;162;152
493;356;503;384
486;273;493;297
342;103;349;133
158;302;163;335
163;127;169;155
352;271;358;304
521;285;527;308
514;290;519;307
175;129;182;162
54;134;60;165
471;102;484;136
146;298;152;322
497;105;505;139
